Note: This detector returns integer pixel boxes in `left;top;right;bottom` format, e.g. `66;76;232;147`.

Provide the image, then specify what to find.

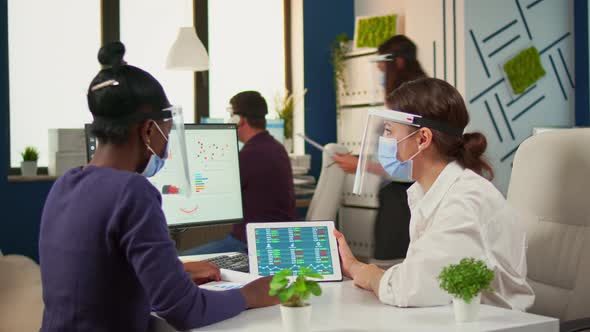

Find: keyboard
206;253;250;273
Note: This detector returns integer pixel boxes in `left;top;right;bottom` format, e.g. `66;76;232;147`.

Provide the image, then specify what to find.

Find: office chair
0;255;44;331
305;143;348;221
507;129;590;332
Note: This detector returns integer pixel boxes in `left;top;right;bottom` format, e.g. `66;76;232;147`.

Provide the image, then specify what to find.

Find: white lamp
166;26;209;71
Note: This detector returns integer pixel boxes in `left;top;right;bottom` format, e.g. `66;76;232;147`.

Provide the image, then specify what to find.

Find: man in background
185;91;296;254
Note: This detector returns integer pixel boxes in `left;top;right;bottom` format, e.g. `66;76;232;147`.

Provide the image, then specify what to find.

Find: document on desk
200;269;261;291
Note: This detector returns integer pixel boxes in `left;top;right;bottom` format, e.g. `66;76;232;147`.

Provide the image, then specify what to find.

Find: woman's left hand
353;264;385;293
334;230;362;278
183;261;221;285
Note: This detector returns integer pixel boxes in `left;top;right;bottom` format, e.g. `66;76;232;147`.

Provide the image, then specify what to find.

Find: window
7;0;286;168
208;0;286;119
120;0;195;123
8;0;100;167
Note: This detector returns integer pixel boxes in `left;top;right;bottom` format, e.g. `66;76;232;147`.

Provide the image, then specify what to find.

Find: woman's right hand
332;154;359;174
334;230;362;279
239;276;280;309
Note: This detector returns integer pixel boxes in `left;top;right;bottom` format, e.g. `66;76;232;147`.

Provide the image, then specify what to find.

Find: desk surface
189;281;557;332
162;255;558;332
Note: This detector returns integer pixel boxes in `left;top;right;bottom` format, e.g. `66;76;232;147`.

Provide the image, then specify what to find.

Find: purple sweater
39;166;246;332
232;131;296;242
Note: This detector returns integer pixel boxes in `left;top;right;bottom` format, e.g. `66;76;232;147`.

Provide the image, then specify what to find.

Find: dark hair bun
458;132;493;179
98;41;126;67
462;132;487;158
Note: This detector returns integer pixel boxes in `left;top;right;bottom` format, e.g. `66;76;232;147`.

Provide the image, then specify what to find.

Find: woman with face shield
333;35;427;262
38;42;277;332
334;78;535;310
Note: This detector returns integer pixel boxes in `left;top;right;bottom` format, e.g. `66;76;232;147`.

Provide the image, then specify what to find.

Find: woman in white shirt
337;77;535;310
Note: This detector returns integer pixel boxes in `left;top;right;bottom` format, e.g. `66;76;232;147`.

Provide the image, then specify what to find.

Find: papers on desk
200;269;261;292
200;281;244;291
221;269;261;283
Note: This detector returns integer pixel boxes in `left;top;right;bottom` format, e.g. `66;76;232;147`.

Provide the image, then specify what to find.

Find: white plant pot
284;138;294;153
453;294;481;323
280;304;312;332
20;161;38;177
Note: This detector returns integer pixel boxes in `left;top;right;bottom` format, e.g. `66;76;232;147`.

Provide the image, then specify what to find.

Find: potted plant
20;146;39;177
438;258;495;323
269;268;323;332
330;33;350;107
275;89;307;153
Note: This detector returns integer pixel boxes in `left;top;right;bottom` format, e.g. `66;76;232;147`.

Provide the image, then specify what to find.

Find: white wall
291;0;306;155
463;0;574;193
355;0;406;17
354;0;575;194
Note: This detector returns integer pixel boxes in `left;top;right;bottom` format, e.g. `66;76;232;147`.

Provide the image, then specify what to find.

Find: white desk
154;253;558;332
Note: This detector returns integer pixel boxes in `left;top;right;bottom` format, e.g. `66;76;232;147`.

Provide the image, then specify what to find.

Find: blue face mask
378;71;386;88
377;131;420;181
141;122;169;178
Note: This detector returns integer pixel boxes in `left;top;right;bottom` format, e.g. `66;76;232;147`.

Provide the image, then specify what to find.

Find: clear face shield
369;53;393;90
352;109;463;195
225;106;241;124
150;105;192;197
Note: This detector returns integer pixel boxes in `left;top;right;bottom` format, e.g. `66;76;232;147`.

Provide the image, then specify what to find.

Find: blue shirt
39;166;246;332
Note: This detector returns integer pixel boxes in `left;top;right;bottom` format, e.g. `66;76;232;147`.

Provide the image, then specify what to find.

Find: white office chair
507;129;590;331
305;143;348;221
0;255;44;332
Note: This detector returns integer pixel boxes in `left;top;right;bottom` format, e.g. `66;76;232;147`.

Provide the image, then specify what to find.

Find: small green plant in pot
438;258;495;323
269;268;323;332
20;146;39;177
274;89;307;153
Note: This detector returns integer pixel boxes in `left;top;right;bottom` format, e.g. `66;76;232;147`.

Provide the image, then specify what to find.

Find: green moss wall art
355;15;398;49
503;47;546;95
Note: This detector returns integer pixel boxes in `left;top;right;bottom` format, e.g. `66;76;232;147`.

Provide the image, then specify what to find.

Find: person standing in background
333;35;427;262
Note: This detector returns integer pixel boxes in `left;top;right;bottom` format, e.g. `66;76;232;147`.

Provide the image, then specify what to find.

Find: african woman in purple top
39;42;277;332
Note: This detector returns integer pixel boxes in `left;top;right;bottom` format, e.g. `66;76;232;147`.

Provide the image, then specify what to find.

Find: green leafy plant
21;146;39;162
331;33;350;106
503;47;546;95
437;258;494;303
274;90;306;140
355;15;398;48
269;268;323;307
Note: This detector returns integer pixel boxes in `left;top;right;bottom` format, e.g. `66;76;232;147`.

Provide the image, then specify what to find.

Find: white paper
221;269;261;283
200;281;244;291
199;269;261;291
297;133;334;156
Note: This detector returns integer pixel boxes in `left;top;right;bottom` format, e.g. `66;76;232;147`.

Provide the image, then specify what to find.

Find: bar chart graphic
194;173;208;193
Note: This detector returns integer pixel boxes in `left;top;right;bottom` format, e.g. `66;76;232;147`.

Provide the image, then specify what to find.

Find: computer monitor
200;117;285;146
266;119;285;145
85;123;244;228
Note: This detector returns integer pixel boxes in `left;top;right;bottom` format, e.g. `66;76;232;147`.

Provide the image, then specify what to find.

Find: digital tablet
246;221;343;282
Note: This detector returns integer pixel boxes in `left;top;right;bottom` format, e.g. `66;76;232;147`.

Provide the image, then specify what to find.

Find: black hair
378;35;427;96
87;42;170;144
